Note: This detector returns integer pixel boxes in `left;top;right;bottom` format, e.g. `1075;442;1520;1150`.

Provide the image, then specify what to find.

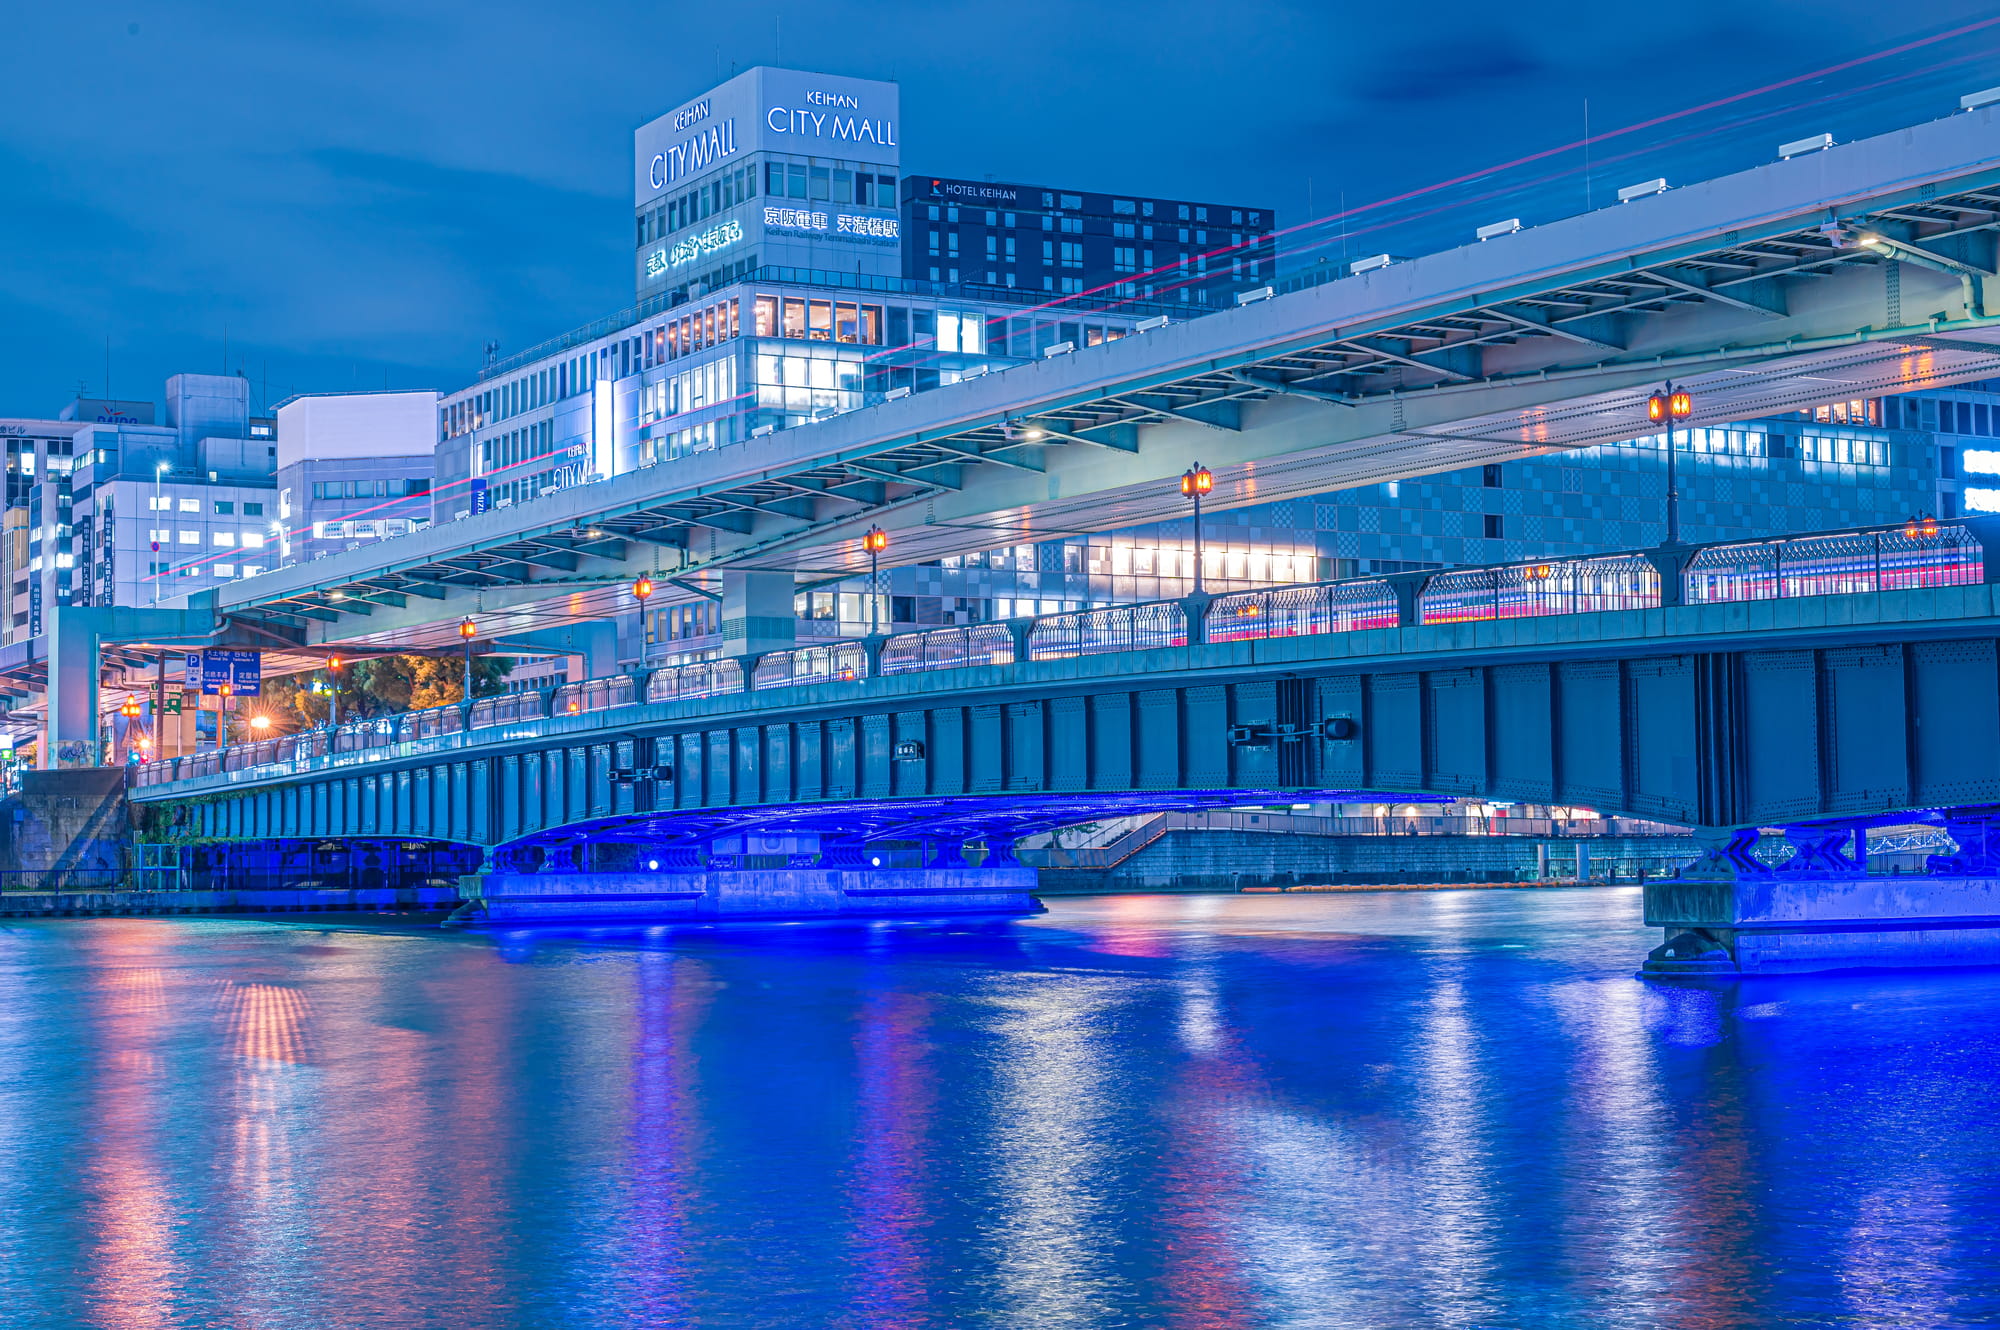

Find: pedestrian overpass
128;516;2000;974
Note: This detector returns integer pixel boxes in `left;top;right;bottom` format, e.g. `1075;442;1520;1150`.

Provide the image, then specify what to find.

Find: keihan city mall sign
635;67;901;205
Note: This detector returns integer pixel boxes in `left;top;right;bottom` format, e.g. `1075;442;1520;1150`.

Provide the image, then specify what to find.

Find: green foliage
273;654;514;729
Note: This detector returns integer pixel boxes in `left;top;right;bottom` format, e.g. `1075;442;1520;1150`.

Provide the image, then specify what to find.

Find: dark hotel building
900;176;1278;308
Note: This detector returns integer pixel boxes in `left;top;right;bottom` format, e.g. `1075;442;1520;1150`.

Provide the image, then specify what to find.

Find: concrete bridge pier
448;838;1041;926
1643;814;2000;976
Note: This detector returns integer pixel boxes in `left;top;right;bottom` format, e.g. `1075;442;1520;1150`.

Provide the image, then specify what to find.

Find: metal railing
647;658;744;702
1683;525;1982;604
880;623;1015;674
1418;555;1661;623
1027;602;1187;660
752;642;866;690
1206;580;1400;642
131;517;1997;791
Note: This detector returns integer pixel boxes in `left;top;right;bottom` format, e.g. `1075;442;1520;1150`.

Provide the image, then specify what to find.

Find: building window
244;502;263;516
1483;464;1503;488
178;498;199;513
1483;515;1504;539
214;500;233;514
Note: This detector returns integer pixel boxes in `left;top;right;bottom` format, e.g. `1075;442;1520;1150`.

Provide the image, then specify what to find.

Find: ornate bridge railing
131;517;1997;790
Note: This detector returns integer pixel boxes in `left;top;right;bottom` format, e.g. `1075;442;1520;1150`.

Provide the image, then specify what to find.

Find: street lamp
152;460;169;605
459;617;477;710
218;682;233;752
325;655;342;730
1647;385;1694;545
632;574;654;604
1180;464;1214;594
862;526;888;634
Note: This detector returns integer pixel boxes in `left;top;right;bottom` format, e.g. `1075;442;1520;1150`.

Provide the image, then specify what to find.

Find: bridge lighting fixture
862;527;888;635
250;715;271;732
119;699;141;718
459;618;477;712
1904;514;1941;540
1526;564;1553;582
1181;465;1215;595
1962;85;2000;113
1648;385;1694;545
1616;178;1669;203
632;574;654;603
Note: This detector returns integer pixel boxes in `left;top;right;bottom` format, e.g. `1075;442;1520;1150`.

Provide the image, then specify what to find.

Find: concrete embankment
0;887;461;919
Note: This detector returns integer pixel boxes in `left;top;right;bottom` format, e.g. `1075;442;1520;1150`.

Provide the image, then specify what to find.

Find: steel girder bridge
127;514;2000;971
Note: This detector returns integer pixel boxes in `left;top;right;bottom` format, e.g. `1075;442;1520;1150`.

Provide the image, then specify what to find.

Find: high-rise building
633;68;902;307
899;177;1277;307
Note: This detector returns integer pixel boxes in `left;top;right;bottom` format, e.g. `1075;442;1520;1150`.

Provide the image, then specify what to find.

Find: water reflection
0;895;1996;1327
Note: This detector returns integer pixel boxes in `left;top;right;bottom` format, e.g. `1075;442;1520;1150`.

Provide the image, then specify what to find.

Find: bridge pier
1644;818;2000;976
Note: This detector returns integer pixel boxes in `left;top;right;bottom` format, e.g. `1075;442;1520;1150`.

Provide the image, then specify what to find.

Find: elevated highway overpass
183;100;2000;659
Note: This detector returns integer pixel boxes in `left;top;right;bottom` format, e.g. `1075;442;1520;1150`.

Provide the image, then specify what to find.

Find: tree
274;654;515;728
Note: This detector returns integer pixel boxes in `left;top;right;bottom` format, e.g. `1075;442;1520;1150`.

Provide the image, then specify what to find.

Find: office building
634;67;902;307
432;272;1164;524
900;176;1277;306
273;391;436;566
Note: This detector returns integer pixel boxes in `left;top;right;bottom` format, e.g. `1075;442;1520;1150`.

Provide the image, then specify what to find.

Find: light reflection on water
1;889;1999;1328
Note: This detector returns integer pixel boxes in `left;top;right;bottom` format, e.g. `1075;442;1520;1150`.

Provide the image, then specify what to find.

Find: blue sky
3;0;1998;418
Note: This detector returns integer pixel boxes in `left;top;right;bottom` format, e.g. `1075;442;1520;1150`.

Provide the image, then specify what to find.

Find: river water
1;888;1996;1329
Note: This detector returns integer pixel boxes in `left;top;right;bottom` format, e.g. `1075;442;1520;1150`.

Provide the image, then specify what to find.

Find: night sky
5;0;2000;419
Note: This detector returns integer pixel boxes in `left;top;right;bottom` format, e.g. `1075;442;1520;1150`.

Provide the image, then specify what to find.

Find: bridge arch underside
484;788;1428;871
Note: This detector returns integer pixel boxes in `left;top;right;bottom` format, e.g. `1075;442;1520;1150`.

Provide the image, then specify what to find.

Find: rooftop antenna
483;340;500;369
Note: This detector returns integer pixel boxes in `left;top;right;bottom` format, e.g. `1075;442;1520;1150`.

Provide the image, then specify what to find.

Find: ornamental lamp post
326;655;343;731
1646;385;1694;546
1180;464;1214;594
862;526;888;634
459;617;477;711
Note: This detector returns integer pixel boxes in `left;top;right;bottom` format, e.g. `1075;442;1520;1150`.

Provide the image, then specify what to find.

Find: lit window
179;498;200;512
178;531;199;544
1965;487;2000;514
213;532;234;546
240;531;265;548
240;565;263;577
1964;449;2000;476
214;564;234;577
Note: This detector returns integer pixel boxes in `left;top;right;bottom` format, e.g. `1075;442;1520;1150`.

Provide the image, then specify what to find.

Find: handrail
130;516;1997;789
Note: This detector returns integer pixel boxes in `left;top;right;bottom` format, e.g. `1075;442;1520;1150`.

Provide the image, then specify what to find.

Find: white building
273;390;436;567
633;67;902;307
